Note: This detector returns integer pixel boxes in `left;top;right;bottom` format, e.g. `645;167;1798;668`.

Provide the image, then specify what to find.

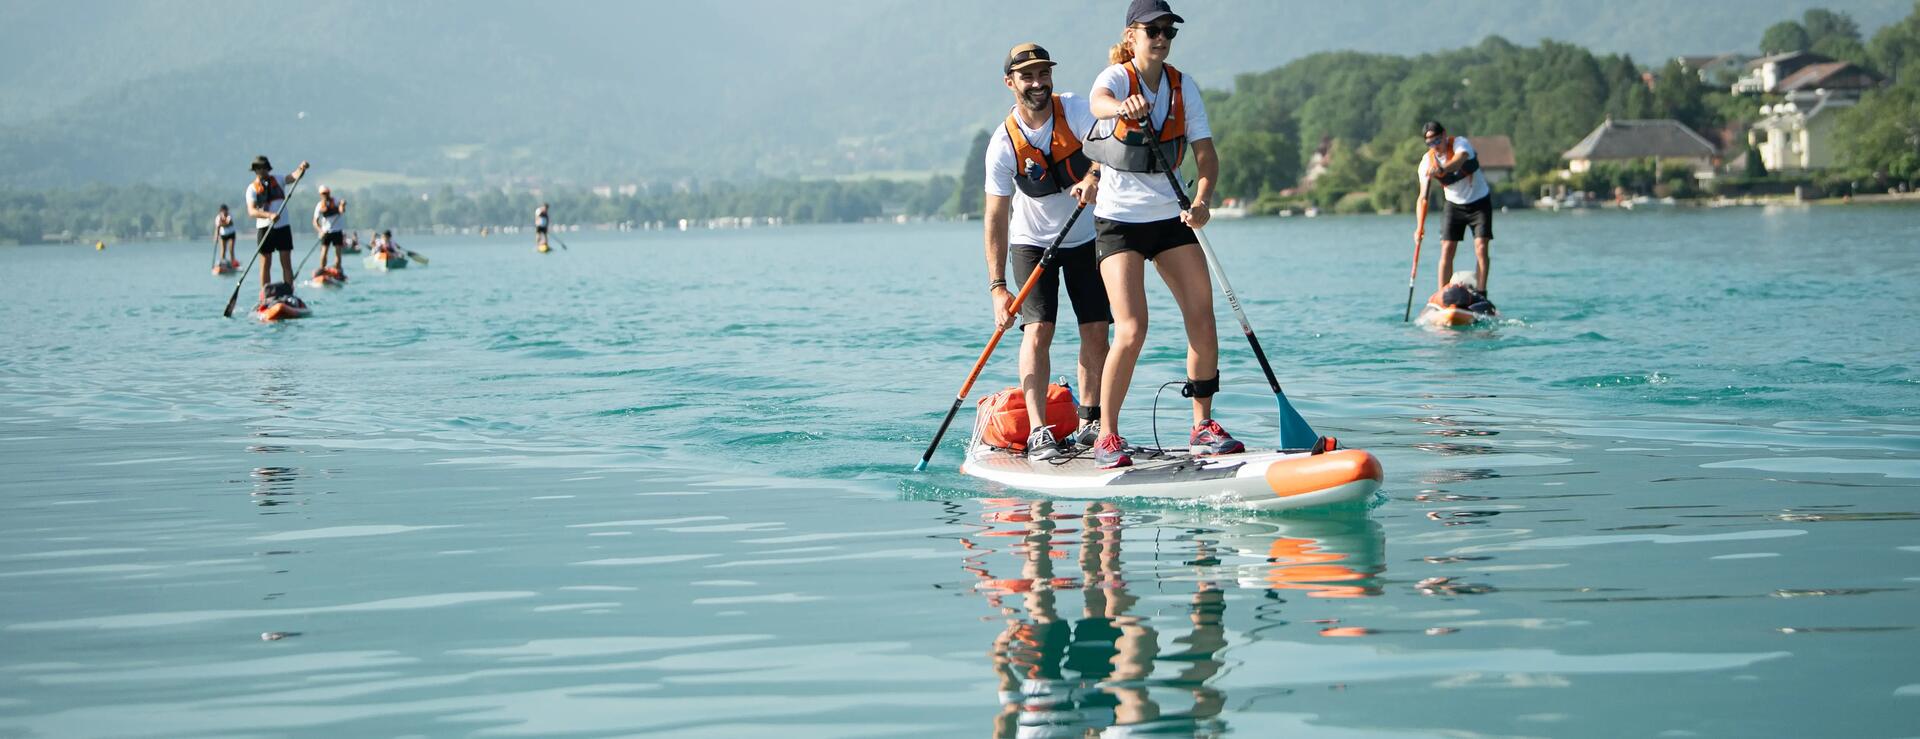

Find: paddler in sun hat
984;42;1111;461
1414;120;1493;294
311;185;348;281
244;155;309;293
1081;0;1242;469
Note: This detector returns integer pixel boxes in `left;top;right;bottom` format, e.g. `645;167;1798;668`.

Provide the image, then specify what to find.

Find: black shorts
1093;216;1198;263
321;231;344;247
219;232;235;244
1009;240;1111;328
536;225;548;235
1443;195;1494;242
256;226;293;255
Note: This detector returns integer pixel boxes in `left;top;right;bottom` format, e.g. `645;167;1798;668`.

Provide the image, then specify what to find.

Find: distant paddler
984;42;1110;459
311;185;348;283
534;203;551;251
213;205;239;271
1413;120;1493;295
245;155;310;291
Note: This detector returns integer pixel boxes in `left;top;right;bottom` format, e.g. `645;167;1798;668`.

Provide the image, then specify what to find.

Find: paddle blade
912;459;928;472
406;251;429;265
222;292;239;318
1276;390;1319;450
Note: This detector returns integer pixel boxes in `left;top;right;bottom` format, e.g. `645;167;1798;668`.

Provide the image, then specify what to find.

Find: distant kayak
364;253;407;271
254;295;310;322
959;418;1381;512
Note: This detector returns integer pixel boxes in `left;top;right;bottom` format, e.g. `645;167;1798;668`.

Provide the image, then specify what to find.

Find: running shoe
1093;433;1132;469
1026;426;1064;461
1190;419;1246;456
1068;420;1101;448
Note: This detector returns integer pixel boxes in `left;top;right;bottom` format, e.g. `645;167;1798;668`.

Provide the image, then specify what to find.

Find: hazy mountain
0;0;1908;188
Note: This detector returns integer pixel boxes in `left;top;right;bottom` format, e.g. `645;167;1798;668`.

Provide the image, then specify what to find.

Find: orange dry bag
978;384;1079;451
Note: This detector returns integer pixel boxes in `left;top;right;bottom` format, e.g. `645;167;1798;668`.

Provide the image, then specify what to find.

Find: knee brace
1180;374;1221;399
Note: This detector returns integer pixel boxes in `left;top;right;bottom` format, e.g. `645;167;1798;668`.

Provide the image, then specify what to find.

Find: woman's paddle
223;166;308;318
1133;100;1321;451
1406;178;1430;321
914;204;1087;472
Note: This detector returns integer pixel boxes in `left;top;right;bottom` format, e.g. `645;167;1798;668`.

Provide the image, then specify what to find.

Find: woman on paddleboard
1082;0;1242;469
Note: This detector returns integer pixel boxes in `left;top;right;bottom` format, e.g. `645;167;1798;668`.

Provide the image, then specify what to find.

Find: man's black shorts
321;231;344;247
256;225;294;255
1443;195;1494;242
1093;216;1198;263
1010;240;1111;328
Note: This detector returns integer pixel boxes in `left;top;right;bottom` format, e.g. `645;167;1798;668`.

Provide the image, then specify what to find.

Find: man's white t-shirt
1088;63;1212;223
1418;137;1490;205
246;176;292;229
983;93;1098;247
313;200;345;233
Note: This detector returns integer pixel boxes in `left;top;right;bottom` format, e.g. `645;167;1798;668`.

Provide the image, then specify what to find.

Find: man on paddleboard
213;205;237;269
312;185;348;280
535;203;551;251
984;42;1111;460
1414;121;1493;295
245;155;308;296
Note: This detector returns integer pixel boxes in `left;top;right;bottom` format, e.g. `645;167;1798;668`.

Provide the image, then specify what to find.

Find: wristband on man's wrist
989;279;1007;291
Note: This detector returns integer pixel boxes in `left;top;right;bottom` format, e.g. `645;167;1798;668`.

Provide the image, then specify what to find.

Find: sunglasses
1425;137;1446;148
1135;24;1178;40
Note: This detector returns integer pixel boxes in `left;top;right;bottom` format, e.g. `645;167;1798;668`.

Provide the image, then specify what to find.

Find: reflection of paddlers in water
1413;120;1494;296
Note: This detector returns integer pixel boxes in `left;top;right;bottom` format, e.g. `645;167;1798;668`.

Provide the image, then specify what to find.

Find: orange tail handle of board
914;204;1087;472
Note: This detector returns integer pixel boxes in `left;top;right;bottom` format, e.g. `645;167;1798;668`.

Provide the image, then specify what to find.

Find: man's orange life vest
1004;95;1094;198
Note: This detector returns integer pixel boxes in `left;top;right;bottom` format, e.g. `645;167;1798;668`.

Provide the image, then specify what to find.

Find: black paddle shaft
1128;80;1286;398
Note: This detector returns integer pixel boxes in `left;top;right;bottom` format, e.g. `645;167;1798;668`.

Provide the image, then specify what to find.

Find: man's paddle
1406;177;1430;321
293;233;329;278
403;247;429;266
223;164;308;318
1131;84;1320;451
914;204;1087;472
551;235;569;251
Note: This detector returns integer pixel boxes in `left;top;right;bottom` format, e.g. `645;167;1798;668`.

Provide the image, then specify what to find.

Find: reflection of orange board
961;416;1382;512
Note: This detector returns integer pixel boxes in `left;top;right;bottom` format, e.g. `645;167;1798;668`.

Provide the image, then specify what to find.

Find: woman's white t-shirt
1088;63;1212;223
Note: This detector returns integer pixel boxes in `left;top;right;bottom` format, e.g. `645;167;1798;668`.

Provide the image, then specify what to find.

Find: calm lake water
2;205;1917;737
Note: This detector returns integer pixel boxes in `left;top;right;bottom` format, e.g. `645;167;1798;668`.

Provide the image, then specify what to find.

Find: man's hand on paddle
990;285;1016;331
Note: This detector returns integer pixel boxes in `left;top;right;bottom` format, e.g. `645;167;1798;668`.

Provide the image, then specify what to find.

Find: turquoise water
1;205;1917;737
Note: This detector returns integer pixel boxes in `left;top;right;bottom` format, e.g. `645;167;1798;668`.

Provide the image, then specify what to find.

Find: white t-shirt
245;176;293;229
1418;136;1490;205
984;93;1098;247
536;211;549;228
216;214;235;237
1089;63;1212;223
313;200;345;233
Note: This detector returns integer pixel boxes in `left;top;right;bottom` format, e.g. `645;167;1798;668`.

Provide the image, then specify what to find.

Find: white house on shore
1562;119;1719;178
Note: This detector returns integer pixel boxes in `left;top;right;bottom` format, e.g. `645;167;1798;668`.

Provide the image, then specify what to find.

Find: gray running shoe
1068;420;1101;448
1026;426;1064;461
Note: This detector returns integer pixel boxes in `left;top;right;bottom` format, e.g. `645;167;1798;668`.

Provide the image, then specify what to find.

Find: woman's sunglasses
1134;24;1179;40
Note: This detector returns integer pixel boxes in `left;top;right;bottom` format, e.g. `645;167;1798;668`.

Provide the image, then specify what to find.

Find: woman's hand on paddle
1119;94;1151;120
991;286;1016;330
1181;201;1210;229
1070;174;1099;205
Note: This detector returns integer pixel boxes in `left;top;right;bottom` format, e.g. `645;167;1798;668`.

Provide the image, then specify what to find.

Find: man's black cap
250;155;272;172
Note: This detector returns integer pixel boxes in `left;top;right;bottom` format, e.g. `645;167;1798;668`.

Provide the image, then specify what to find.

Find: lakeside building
1746;60;1883;172
1562;119;1719;178
1677;53;1753;87
1471;135;1517;184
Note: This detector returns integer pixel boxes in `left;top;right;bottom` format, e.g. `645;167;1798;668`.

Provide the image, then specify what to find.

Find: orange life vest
1004;96;1093;198
1426;137;1480;186
1084;63;1186;173
317;196;342;218
249;176;285;212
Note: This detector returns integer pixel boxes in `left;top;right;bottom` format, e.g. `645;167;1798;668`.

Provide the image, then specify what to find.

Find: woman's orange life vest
1003;95;1094;198
1085;63;1186;173
317;196;342;218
